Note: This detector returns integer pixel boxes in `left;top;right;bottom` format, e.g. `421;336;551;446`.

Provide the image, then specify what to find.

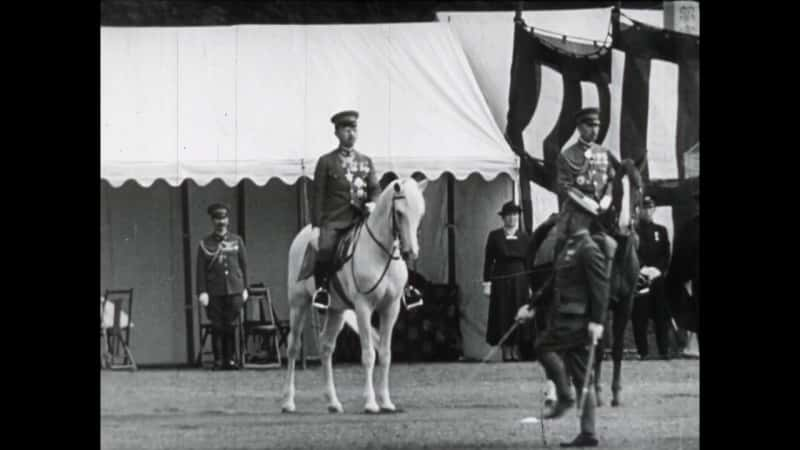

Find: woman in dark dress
483;201;531;361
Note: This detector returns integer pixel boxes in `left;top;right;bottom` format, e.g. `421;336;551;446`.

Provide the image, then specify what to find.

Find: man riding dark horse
554;107;624;256
311;110;380;309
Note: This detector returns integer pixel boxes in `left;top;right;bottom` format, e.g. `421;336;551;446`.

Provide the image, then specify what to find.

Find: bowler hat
498;201;522;216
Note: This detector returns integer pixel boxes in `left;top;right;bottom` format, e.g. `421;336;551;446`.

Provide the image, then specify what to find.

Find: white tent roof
101;23;517;187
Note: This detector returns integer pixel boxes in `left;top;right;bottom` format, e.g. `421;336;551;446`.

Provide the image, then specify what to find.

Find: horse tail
287;225;315;304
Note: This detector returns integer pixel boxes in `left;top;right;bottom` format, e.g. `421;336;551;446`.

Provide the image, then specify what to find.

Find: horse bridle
351;194;406;295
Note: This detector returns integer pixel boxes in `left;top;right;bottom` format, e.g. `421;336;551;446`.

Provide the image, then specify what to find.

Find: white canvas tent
101;22;518;364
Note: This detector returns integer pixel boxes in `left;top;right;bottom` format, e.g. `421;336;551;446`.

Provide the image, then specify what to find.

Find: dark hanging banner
612;9;699;230
506;21;611;231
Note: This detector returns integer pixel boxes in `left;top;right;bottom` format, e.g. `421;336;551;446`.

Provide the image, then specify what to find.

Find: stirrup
403;287;424;310
312;287;330;310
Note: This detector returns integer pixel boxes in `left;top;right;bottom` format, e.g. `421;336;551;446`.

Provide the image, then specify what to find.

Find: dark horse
528;161;642;407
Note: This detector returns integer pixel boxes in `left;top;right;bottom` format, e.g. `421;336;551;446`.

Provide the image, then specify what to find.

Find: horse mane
370;178;425;226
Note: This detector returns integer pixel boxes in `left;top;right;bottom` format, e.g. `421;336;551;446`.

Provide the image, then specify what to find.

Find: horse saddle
296;223;361;282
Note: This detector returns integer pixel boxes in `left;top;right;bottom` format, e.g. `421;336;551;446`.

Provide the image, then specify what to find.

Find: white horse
282;177;428;413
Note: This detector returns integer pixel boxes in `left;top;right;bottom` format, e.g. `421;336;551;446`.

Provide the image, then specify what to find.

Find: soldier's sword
481;321;520;363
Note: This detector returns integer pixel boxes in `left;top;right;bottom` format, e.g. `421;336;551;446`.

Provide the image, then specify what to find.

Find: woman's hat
498;201;522;216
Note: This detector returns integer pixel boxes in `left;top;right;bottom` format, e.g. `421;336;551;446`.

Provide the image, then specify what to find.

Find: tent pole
519;159;533;233
447;173;455;286
180;181;195;365
238;181;246;241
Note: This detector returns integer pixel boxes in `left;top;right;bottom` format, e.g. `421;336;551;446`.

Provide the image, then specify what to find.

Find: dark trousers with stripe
207;294;244;364
632;278;671;357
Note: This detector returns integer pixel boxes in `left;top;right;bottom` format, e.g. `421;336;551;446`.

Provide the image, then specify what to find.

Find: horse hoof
328;404;343;414
281;404;296;413
611;398;620;407
380;406;404;414
596;397;604;408
364;404;380;414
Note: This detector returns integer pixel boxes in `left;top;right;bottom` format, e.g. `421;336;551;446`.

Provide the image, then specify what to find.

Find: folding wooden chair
195;305;215;368
240;284;282;369
101;289;137;371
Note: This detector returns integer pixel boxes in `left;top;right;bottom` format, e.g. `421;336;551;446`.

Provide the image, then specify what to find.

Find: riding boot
539;351;575;418
312;262;331;309
211;332;223;370
222;328;239;370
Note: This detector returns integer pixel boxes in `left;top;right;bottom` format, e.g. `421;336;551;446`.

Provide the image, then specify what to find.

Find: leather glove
198;292;209;307
516;304;535;322
242;289;248;302
588;322;604;345
599;194;612;211
482;281;491;297
365;202;376;213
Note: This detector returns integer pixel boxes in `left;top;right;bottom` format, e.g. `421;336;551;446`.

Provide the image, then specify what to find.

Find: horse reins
350;194;405;295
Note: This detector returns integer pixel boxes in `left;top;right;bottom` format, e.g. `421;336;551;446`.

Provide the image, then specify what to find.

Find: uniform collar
212;231;228;240
337;147;356;158
578;138;594;148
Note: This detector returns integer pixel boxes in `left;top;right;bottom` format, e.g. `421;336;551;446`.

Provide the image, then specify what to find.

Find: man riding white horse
282;173;428;414
311;110;380;309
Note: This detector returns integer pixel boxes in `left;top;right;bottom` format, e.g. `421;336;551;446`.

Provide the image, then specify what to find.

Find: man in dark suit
311;110;380;309
196;203;248;370
516;190;612;448
631;196;672;359
667;187;700;352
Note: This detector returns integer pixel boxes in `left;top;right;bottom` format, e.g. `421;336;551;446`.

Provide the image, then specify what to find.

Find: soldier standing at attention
516;190;612;448
631;195;672;360
311;110;380;309
196;203;249;370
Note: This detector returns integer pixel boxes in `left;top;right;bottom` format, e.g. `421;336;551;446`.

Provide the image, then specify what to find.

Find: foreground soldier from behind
311;110;380;309
516;190;612;448
196;203;249;370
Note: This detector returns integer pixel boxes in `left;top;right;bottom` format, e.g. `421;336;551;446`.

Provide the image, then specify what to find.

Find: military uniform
528;192;612;447
556;141;617;207
196;208;248;369
311;110;380;307
632;214;672;358
554;108;621;257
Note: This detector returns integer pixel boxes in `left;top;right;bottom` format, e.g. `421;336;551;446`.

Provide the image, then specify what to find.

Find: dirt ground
101;359;699;449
